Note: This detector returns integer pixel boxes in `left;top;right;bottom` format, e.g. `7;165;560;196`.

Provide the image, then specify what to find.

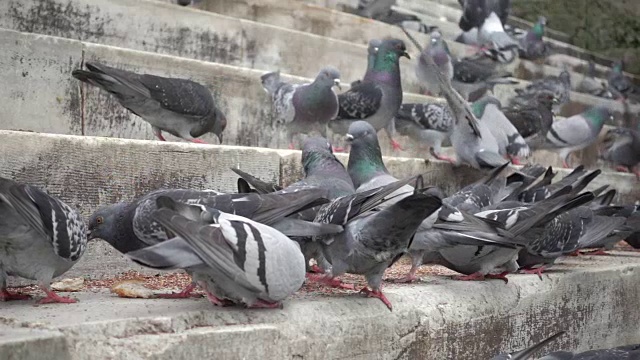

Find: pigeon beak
86;230;96;241
345;133;354;142
334;79;342;90
217;133;223;143
402;51;411;59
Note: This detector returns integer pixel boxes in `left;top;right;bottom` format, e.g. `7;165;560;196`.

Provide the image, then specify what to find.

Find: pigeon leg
152;126;167;141
37;285;77;304
485;271;509;283
247;299;283;309
453;272;486;281
332;146;346;153
390;138;404;151
509;156;523;165
0;288;31;301
562;159;571;169
305;273;355;290
288;143;296;150
583;248;609;256
190;138;206;144
568;250;581;257
204;292;234;307
521;266;546;280
309;264;325;274
430;148;457;164
615;165;630;173
392;263;419;283
359;287;392;311
156;283;202;299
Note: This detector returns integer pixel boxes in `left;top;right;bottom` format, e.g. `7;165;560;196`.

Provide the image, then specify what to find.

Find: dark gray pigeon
490;331;565;360
310;175;442;310
394;102;455;163
600;126;640;178
415;30;453;96
518;16;551;61
88;188;339;298
531;106;612;168
72;62;227;143
261;67;341;149
608;60;639;101
502;92;556;144
512;70;571;111
128;197;307;309
0;176;87;303
451;53;517;101
355;0;395;19
330;38;410;151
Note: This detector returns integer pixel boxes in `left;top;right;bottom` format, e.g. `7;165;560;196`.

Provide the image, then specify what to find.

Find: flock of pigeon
2;0;640;358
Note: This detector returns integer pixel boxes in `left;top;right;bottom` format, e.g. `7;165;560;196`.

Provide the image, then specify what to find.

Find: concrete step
0;130;637;283
0;325;70;360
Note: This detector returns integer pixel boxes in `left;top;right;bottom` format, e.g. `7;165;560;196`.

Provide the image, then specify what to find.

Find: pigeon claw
190;138;206;144
306;274;355;290
204;292;234;307
392;270;419;283
37;288;77;304
562;159;571;169
332;146;346;153
583;248;610;256
430;148;456;164
309;264;325;274
156;283;202;299
486;271;509;283
359;287;392;311
509;156;523;165
0;289;31;301
615;165;630;173
521;266;546;280
390;139;404;152
247;299;283;309
288;143;296;150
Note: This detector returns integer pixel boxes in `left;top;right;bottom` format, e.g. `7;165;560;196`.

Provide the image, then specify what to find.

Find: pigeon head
367;39;382;56
471;96;501;118
533;16;546;37
212;108;227;143
559;69;571;85
301;137;345;176
374;39;410;71
583;106;613;128
613;60;624;73
346;121;388;187
314;66;341;90
260;70;282;95
536;91;558;107
87;202;130;245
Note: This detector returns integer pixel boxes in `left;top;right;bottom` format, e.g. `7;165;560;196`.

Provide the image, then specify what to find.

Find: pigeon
600;126;640;178
608;60;639;101
329;38;410;151
261;67;341;149
517;166;594;204
350;39;383;88
450;54;518;101
502;92;556;143
128;197;307;309
311;175;443;310
478;12;520;53
415;30;454;96
472;95;530;164
577;61;614;99
355;0;396;19
532;106;613;168
540;343;640;359
490;331;565;360
458;0;511;32
518;16;551;61
88;188;339;298
72;62;227;143
0;176;87;303
512;69;571;111
577;198;640;254
394;102;455;162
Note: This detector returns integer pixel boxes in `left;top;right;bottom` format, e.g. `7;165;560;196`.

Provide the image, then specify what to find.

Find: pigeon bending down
490;331;565;360
0;177;87;303
600;126;640;178
72;62;227;143
502;92;556;144
88;187;339;298
261;67;341;149
415;30;454;96
608;60;639;101
472;96;530;164
394;102;455;163
478;11;520;61
128;197;307;309
518;16;550;61
511;69;571;111
531;106;612;168
577;61;613;99
329;38;410;151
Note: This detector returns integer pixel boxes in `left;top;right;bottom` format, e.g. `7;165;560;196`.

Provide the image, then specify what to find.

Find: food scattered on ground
111;280;156;299
50;277;85;292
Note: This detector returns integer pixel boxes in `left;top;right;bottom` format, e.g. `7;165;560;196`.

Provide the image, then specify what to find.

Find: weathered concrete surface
0;325;70;360
0;130;637;285
2;254;640;359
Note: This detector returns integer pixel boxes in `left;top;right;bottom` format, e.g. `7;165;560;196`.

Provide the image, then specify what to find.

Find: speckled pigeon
608;60;639;101
414;30;453;96
128;197;307;309
0;176;87;304
329;38;410;151
502;92;556;144
261;67;341;149
72;62;227;143
88;188;339;298
511;69;571;111
532;106;613;168
518;16;551;61
394;102;455;163
490;331;565;360
600;126;640;178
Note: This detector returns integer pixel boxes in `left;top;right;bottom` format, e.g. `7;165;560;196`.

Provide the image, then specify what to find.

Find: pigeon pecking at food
0;176;87;303
502;91;556;145
600;125;640;178
72;62;227;144
394;102;455;163
261;67;341;149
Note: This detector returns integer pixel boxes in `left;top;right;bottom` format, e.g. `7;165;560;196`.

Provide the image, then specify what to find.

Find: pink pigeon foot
583;248;609;256
155;133;167;141
0;289;31;301
190;138;206;144
288;143;295;150
309;264;325;274
332;146;346;153
247;299;283;309
37;287;77;304
392;265;419;283
156;283;202;299
510;156;523;165
390;139;404;151
562;159;571;168
306;273;355;290
615;165;630;173
359;287;393;311
204;292;234;307
453;272;486;281
430;148;456;164
486;271;509;283
521;266;546;280
568;250;581;257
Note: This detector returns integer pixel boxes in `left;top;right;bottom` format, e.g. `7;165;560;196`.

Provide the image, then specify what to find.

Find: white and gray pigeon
88;187;340;298
576;61;613;99
478;12;520;53
458;0;511;32
532;106;613;168
261;67;341;149
329;38;410;152
415;30;454;96
490;331;565;360
472;95;530;164
128;197;307;309
394;102;455;163
0;176;87;304
355;0;396;19
518;16;551;61
600;125;640;178
72;62;227;143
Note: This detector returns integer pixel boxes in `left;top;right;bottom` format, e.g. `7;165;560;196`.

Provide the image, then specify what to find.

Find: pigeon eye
96;216;104;225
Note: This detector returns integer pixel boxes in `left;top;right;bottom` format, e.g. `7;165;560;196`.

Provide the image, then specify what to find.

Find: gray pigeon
394;102;455;163
490;331;565;360
415;30;454;96
355;0;396;19
72;62;227;143
472;96;530;164
0;177;87;303
451;53;517;101
329;38;410;151
512;70;571;111
502;92;556;144
539;343;640;359
88;188;339;298
600;126;640;177
261;67;341;149
577;61;614;99
128;197;307;308
311;176;443;310
518;16;551;61
608;60;639;101
531;106;612;168
478;12;520;52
